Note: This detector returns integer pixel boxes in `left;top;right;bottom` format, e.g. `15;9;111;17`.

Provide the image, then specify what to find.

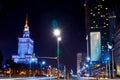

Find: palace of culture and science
12;15;38;64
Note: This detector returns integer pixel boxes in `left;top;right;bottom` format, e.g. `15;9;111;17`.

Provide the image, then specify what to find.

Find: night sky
0;0;119;72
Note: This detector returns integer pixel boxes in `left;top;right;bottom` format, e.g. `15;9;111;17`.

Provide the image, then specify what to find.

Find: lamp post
53;28;61;80
106;60;108;78
111;49;114;78
57;36;61;69
86;57;90;76
53;28;61;69
107;45;111;78
108;44;114;78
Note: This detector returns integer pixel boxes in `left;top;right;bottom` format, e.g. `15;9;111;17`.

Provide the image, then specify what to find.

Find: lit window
91;27;94;29
106;24;108;26
105;8;108;10
93;21;95;23
102;15;105;17
95;7;97;9
98;8;100;10
106;18;108;20
93;14;95;16
84;3;86;7
98;12;100;14
90;9;93;11
100;15;105;17
103;26;106;28
102;0;104;1
90;12;93;15
104;32;106;34
100;5;103;8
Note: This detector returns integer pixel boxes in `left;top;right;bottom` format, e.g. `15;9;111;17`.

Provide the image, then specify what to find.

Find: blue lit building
12;15;38;64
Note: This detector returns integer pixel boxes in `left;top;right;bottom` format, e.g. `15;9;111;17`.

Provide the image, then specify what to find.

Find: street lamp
86;57;91;76
42;61;46;65
53;28;61;69
57;36;61;69
108;44;114;78
53;28;61;37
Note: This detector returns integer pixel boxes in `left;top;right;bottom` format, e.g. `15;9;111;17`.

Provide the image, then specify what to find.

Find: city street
0;76;120;80
0;76;57;80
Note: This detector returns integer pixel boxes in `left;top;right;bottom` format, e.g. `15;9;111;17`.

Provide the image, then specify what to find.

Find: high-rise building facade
85;0;111;62
108;11;117;43
76;53;86;74
12;15;37;63
77;53;82;73
18;15;33;58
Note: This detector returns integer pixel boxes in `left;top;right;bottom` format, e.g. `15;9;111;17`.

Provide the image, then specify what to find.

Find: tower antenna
24;14;29;28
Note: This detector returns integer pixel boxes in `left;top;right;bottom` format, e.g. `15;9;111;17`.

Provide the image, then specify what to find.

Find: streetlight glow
53;28;61;37
57;36;61;41
87;57;90;61
53;28;62;71
42;61;46;65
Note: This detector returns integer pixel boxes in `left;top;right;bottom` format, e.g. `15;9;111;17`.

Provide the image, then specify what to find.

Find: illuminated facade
90;32;101;61
12;15;38;63
85;0;111;62
77;53;82;73
76;53;86;74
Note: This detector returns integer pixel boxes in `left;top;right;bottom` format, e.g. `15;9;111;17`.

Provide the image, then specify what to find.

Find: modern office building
12;15;38;64
108;11;117;43
85;0;114;63
77;53;82;74
77;53;86;74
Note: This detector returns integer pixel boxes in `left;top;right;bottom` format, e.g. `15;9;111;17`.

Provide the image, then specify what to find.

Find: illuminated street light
53;28;61;37
49;65;51;68
108;44;114;78
87;57;90;62
42;61;46;65
53;28;61;69
57;36;61;41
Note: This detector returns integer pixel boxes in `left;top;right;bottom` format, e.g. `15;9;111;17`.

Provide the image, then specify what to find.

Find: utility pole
84;0;89;58
112;49;115;78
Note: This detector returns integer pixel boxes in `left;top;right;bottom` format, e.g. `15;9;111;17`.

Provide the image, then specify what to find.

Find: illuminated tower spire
24;14;29;32
24;14;28;28
23;14;30;37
